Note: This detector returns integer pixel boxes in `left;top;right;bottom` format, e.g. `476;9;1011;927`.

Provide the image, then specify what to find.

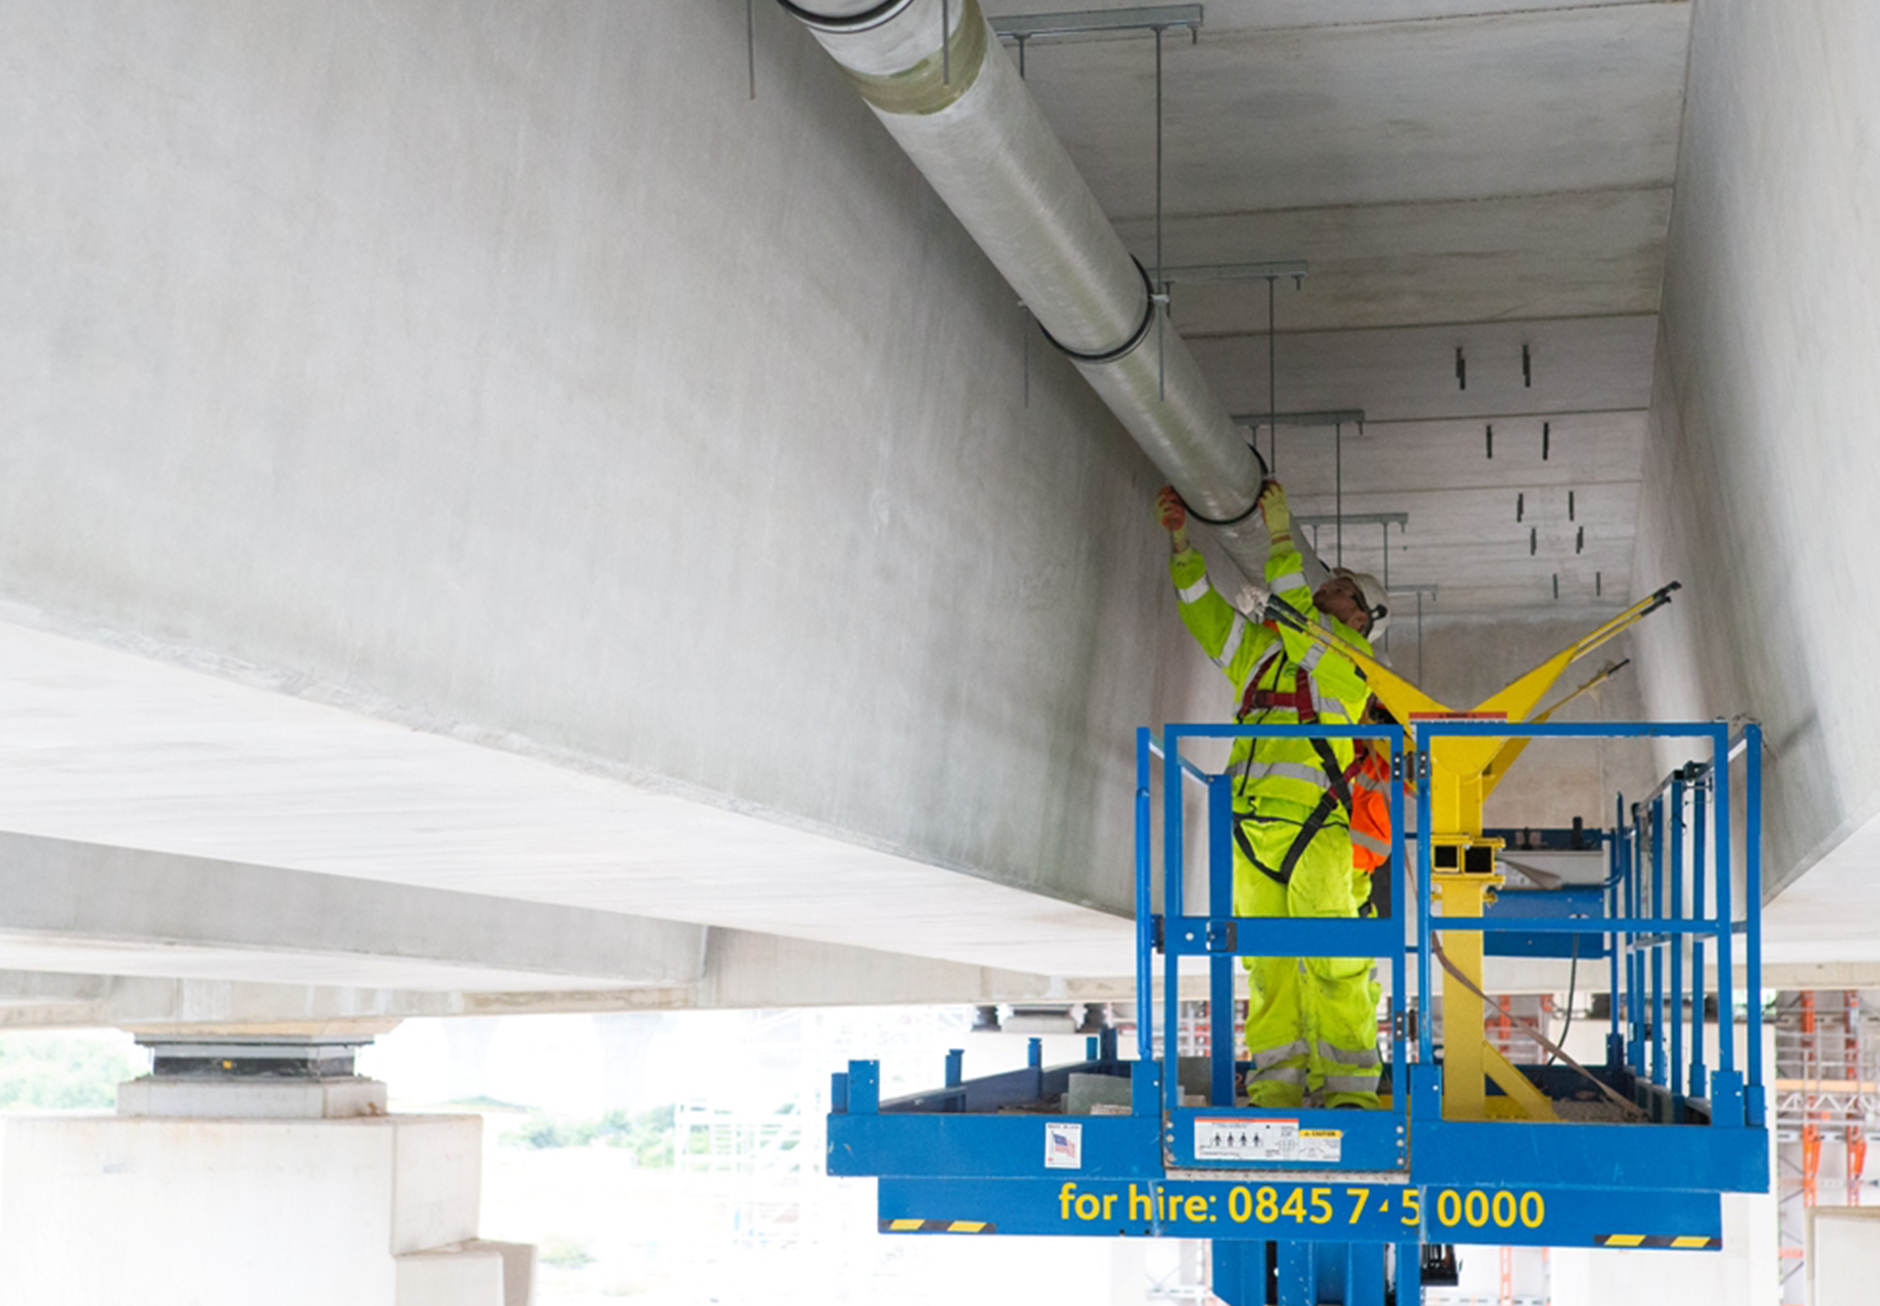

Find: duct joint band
775;0;916;34
1038;256;1157;366
1184;442;1271;526
1185;495;1262;528
841;0;988;116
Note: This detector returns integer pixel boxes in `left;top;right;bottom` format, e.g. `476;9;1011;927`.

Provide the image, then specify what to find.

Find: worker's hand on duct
1256;479;1290;536
1154;486;1190;553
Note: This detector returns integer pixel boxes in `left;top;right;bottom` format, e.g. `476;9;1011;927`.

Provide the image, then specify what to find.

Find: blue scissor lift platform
828;720;1770;1305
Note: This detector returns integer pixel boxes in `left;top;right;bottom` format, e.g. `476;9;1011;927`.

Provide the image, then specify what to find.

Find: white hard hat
1333;568;1390;640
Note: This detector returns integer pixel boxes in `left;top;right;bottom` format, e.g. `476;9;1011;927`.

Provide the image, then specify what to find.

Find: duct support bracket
1295;512;1408;530
1233;408;1363;430
1163;259;1308;286
989;5;1202;41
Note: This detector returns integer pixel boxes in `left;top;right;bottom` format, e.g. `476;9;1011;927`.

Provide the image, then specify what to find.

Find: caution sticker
1194;1117;1342;1163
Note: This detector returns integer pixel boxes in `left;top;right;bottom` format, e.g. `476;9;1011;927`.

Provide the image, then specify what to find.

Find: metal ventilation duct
781;0;1275;580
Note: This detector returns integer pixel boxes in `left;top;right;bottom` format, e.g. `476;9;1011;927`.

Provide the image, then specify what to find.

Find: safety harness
1231;637;1364;888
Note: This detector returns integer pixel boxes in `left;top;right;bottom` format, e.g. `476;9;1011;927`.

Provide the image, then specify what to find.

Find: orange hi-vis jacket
1349;742;1392;874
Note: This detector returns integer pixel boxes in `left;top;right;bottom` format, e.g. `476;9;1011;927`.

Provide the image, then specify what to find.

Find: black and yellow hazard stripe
1596;1234;1720;1249
880;1218;997;1234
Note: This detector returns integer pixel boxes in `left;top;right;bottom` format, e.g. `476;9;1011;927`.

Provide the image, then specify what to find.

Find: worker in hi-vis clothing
1349;699;1397;920
1155;481;1390;1109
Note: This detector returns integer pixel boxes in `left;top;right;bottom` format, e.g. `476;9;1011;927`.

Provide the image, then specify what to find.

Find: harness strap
1233;643;1354;812
1311;737;1355;814
1234;789;1344;888
1235;639;1283;719
1293;666;1317;724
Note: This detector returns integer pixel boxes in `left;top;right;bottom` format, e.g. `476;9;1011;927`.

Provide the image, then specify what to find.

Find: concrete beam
0;945;1137;1030
0;617;1137;977
1187;315;1657;425
1121;188;1673;335
0;1;1192;974
1022;3;1689;214
0;830;706;992
0;830;1145;1022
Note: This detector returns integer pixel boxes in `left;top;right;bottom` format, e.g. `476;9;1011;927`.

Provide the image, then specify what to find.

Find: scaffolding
1773;990;1878;1290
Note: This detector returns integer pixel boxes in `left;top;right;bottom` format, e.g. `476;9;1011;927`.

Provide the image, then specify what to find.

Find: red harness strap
1236;670;1319;722
1293;666;1317;723
1234;648;1359;818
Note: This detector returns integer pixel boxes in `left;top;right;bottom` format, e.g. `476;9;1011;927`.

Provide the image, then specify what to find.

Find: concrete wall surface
0;0;1209;935
394;1244;505;1306
0;1113;481;1304
1634;0;1880;896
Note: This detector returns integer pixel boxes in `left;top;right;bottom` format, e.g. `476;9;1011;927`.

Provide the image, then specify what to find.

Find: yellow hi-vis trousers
1233;798;1383;1109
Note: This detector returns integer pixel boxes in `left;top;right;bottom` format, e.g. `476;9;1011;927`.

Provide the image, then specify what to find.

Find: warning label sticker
1193;1117;1342;1163
1044;1121;1083;1169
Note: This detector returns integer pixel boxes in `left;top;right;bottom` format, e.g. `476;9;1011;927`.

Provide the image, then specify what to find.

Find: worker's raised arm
1259;482;1323;667
1261;481;1370;709
1157;486;1274;687
1259;481;1309;610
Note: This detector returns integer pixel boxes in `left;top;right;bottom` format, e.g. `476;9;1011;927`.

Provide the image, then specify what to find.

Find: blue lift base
828;723;1771;1306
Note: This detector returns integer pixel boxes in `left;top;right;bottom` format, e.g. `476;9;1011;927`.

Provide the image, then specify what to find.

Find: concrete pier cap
117;1024;399;1119
1;1019;536;1302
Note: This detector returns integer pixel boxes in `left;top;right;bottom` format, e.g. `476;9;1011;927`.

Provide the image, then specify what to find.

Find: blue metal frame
828;719;1770;1305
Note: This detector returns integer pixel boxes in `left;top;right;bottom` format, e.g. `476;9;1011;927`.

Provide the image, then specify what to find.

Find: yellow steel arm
1426;582;1678;783
1260;583;1675;740
1472;583;1678;722
1480;658;1632;797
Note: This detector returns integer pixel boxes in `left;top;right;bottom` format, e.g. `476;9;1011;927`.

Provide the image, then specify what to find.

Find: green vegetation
501;1103;676;1167
537;1235;595;1269
445;1094;532;1112
0;1033;139;1110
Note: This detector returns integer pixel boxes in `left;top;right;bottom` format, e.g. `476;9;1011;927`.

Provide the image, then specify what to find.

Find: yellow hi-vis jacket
1169;540;1373;813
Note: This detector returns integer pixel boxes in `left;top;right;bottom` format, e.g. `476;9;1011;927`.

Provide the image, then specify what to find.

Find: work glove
1154;486;1190;552
1256;480;1290;534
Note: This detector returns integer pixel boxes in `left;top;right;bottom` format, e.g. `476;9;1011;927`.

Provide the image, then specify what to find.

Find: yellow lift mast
1264;582;1680;1122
